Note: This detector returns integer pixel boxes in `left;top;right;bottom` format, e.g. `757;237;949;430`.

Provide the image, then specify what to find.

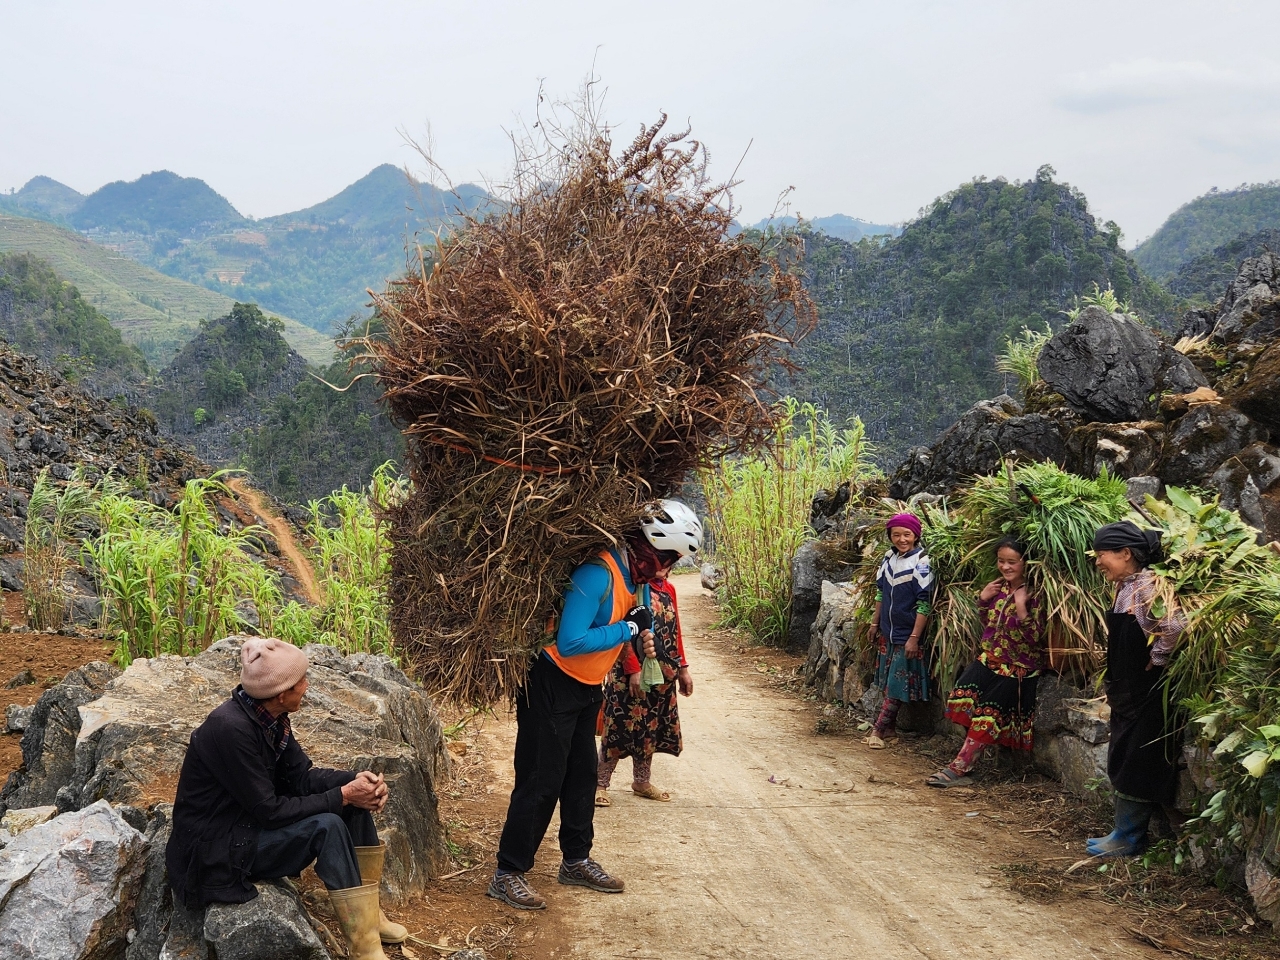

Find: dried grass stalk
359;114;814;703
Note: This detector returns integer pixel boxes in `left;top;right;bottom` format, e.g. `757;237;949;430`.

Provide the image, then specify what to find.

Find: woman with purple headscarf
865;512;935;749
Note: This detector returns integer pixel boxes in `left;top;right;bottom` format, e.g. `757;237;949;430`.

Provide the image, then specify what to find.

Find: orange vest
544;549;635;685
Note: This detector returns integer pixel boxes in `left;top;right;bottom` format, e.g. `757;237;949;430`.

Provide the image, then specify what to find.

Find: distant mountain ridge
751;213;899;243
1134;182;1280;279
2;165;489;334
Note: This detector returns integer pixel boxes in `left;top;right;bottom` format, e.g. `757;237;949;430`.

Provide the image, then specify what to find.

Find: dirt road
507;572;1155;960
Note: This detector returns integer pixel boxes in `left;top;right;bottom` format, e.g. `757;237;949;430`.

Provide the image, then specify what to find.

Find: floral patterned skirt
874;643;930;702
600;664;682;761
945;660;1038;751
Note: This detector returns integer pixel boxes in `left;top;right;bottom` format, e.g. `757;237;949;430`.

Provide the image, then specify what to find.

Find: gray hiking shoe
558;857;625;893
486;870;546;910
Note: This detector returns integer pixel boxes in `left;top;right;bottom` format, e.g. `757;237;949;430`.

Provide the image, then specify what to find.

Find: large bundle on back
364;117;814;704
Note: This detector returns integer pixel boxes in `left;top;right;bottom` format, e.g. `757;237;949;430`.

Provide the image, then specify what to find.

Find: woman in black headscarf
1088;521;1187;858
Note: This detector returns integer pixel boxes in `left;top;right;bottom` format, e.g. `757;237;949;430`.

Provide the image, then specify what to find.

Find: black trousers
252;805;377;891
496;654;602;873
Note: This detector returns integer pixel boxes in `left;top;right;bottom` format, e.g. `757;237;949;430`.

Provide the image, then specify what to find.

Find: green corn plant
24;469;96;631
700;399;878;646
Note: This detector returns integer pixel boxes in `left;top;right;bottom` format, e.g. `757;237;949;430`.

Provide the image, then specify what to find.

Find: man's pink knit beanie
240;637;308;699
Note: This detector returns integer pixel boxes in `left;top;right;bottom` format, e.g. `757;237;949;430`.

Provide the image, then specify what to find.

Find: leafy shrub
995;324;1052;397
24;469;95;630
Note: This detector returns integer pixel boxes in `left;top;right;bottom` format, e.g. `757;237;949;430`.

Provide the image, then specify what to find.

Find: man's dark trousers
496;653;602;873
252;805;377;890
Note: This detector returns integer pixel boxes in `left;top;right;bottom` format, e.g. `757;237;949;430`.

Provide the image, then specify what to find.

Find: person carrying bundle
865;513;935;749
488;501;701;910
1088;520;1187;858
596;501;701;806
929;538;1047;787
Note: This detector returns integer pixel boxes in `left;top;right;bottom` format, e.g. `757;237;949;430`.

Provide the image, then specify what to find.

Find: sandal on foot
632;782;671;802
926;767;972;788
595;788;611;807
863;733;886;749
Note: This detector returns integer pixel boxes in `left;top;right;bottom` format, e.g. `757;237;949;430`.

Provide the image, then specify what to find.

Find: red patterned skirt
944;661;1038;751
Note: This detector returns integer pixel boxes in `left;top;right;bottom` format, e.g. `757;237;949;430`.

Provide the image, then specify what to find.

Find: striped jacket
875;546;935;644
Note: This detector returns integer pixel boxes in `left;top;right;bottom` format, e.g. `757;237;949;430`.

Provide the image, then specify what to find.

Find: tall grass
87;475;285;665
24;469;95;630
282;463;406;657
995;324;1052;397
700;399;878;645
85;464;406;666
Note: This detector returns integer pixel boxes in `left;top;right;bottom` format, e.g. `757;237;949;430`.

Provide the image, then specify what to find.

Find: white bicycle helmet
640;499;703;558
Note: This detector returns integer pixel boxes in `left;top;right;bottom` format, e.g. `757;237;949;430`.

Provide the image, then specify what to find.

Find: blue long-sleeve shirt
551;549;635;658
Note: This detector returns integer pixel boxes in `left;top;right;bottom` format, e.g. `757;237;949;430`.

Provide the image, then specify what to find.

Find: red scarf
625;533;679;586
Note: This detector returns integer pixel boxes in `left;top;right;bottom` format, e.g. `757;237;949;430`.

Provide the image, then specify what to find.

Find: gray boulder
789;542;825;654
125;804;173;960
0;799;147;960
803;580;862;702
0;661;120;813
1158;404;1270;486
203;881;331;960
1209;252;1280;344
1228;339;1280;433
890;395;1072;498
1065;421;1165;479
70;638;449;896
1038;306;1207;423
1211;442;1280;542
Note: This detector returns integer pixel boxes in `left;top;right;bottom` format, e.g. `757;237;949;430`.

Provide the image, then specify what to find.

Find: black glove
623;605;652;639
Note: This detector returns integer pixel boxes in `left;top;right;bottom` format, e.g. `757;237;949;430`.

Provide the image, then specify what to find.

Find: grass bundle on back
841;462;1129;695
359;113;814;704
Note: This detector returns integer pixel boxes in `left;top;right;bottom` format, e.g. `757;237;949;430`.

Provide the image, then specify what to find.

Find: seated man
166;637;405;960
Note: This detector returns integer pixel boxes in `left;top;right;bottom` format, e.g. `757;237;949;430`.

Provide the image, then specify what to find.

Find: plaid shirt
1114;569;1187;667
234;685;292;759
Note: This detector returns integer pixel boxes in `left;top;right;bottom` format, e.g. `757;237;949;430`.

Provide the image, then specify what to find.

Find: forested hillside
73;170;243;234
791;166;1172;462
1134;183;1280;279
0;252;148;397
1165;228;1280;303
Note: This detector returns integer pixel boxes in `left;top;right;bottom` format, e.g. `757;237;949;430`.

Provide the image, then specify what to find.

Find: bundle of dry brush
361;115;815;704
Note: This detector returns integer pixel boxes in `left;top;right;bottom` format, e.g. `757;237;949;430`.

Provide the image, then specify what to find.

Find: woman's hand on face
677;667;693;696
627;672;643;697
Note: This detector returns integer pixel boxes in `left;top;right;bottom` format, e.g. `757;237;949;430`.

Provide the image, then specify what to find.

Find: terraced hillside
0;215;333;366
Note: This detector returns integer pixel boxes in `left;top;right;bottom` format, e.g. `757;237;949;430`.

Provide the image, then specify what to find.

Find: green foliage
1134;182;1280;279
791;172;1173;463
1064;282;1133;320
845;462;1130;689
149;302;295;425
1165;227;1280;304
0;253;148;393
278;463;406;656
86;467;404;666
24;469;96;631
238;322;404;503
995;324;1052;396
88;476;286;664
700;399;878;645
73;170;244;235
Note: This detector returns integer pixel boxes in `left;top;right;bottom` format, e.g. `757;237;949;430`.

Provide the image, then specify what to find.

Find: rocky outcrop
0;661;120;813
1038;306;1206;423
890;396;1074;498
891;258;1280;542
202;882;332;960
0;800;147;960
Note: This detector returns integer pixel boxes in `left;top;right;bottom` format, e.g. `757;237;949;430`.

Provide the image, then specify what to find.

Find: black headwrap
1093;521;1162;562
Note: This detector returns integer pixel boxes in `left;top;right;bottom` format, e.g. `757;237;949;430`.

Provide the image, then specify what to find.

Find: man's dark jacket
165;690;355;908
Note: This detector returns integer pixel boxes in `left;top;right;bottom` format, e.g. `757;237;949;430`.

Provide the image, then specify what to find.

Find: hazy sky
5;0;1280;244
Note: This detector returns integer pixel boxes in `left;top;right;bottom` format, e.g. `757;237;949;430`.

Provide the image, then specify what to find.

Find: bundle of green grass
839;461;1280;859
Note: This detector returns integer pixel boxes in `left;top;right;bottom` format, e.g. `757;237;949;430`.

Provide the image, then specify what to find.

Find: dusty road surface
502;572;1156;960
